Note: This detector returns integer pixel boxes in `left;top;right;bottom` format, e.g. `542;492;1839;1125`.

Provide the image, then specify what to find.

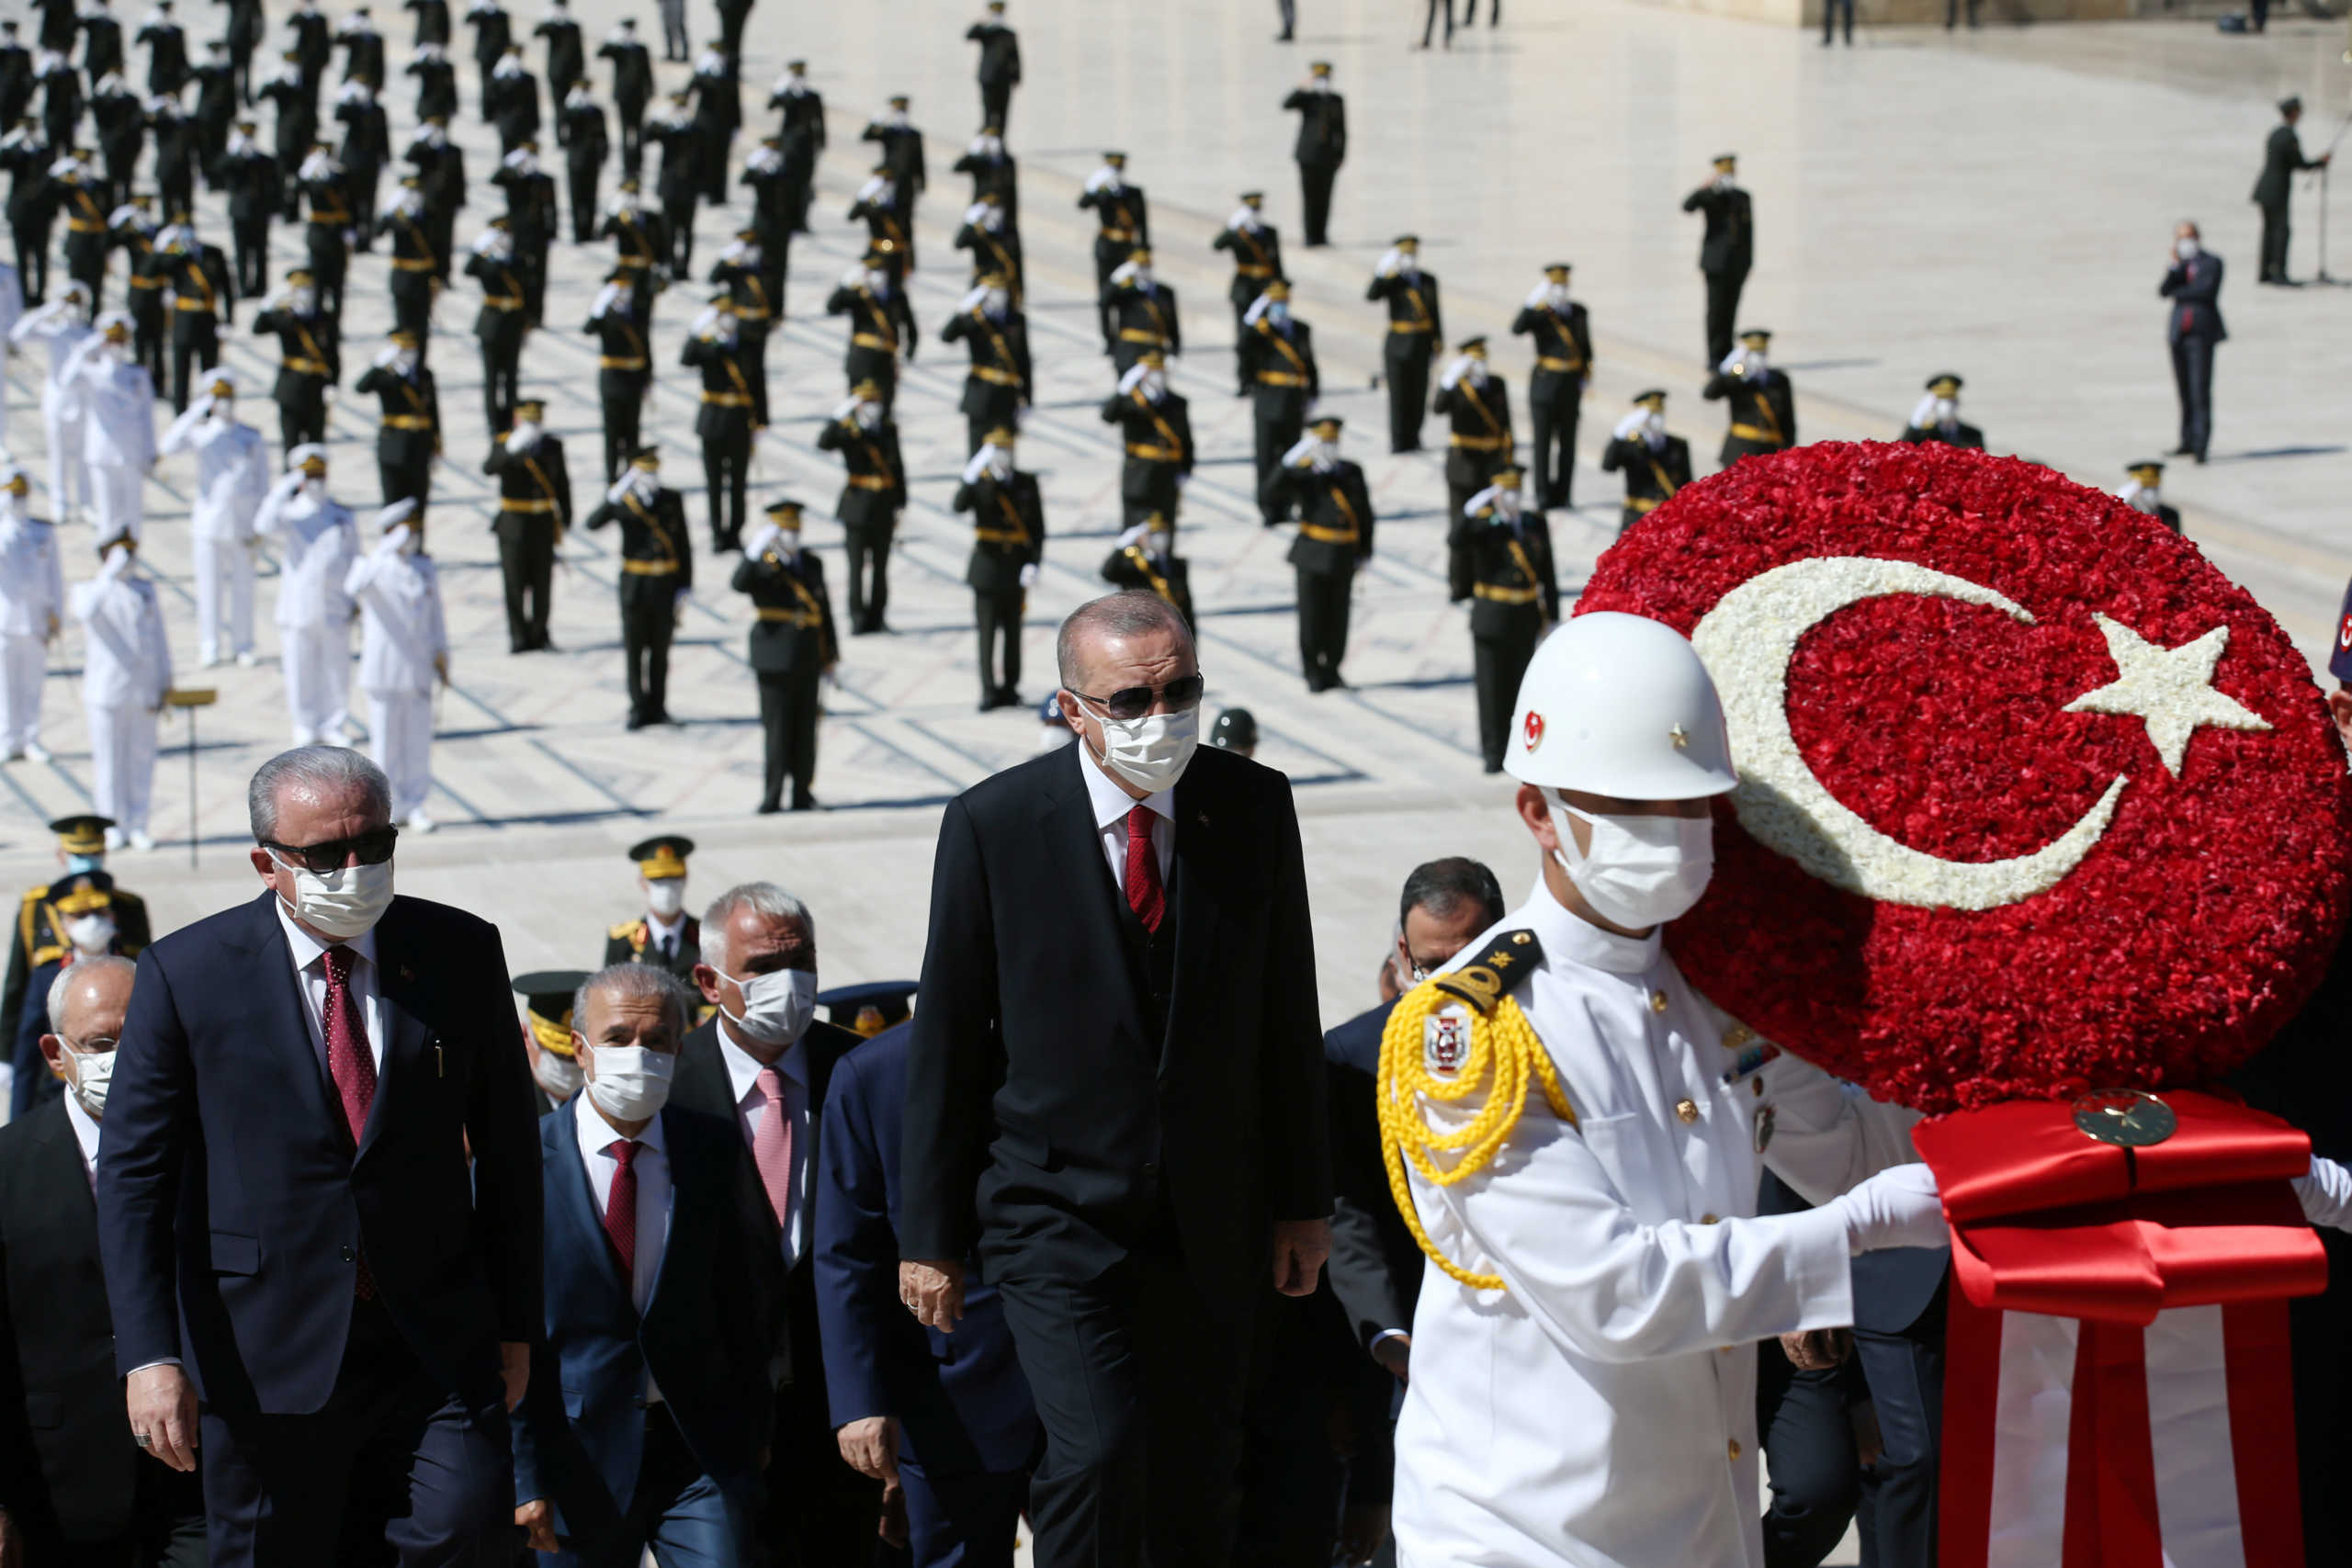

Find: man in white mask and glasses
1383;611;1945;1568
677;880;877;1564
901;590;1329;1568
96;744;540;1566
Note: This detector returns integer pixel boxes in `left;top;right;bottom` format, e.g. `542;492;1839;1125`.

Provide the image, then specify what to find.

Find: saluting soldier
466;0;513;117
1599;389;1690;534
557;76;606;242
379;174;436;341
648;92;700;271
1100;513;1192;628
1682;152;1752;368
1264;413;1374;692
1511;262;1592;512
0;817;149;1075
152;212;232;411
816;379;906;635
483;394;571;651
952;427;1042;709
295;139;353;320
110;195;165;386
741;135;792;308
686;43;737;203
138;1;188;95
89;72;145;214
597;17;652;176
189;41;235;168
848;160;911;262
464;216;527;430
535;0;582;98
486;43;537;155
404;117;466;282
1102;350;1193;526
1448;461;1557;773
255;51;313;218
603;834;699;980
249;266;337;458
952;186;1022;305
967;0;1020;131
333;77;389;249
1898;371;1983;448
1703;326;1794;468
2120;459;2181;534
492;141;555;323
1283;61;1346;247
940;271;1030;455
598;175;667;321
1104;247;1180;380
404;40;458;123
1239;279;1317;524
1367;234;1440;453
2;122;53;306
1432;335;1513;534
708;229;775;423
862;95;924;268
1212;191;1282;339
584;446;690;728
148;93;201;220
335;7;387;89
352;327;441;507
769;57;822;232
52;154;113;301
734;501;838;813
952;121;1017;230
1078;151;1147;353
681;291;760;552
583;265;650;479
825;243;915;412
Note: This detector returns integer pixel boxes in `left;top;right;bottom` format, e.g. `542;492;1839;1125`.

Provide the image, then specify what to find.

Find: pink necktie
322;946;379;1298
752;1067;794;1235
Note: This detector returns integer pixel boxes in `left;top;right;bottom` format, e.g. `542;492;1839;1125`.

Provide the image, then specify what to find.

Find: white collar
1517;874;1662;976
573;1077;668;1156
1078;740;1172;833
644;908;685;942
717;1021;807;1104
65;1091;101;1173
271;893;380;973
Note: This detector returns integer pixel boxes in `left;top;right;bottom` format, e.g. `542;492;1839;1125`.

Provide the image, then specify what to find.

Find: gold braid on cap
530;1010;578;1057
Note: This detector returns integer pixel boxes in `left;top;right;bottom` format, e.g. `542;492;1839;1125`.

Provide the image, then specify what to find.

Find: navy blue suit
2160;250;2225;461
96;890;541;1565
816;1023;1035;1567
513;1099;775;1568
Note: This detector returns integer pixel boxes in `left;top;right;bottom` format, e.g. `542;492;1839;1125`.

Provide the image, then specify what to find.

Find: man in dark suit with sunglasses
900;591;1332;1568
96;745;541;1566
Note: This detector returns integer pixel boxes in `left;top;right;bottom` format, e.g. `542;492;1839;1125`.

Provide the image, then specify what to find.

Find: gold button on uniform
1701;1213;1719;1224
1675;1099;1700;1124
1723;1023;1754;1050
1728;1439;1742;1462
1752;1077;1766;1099
1649;989;1669;1014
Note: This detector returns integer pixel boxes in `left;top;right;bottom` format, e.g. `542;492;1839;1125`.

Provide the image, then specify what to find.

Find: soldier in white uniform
0;259;22;446
344;498;447;831
68;528;171;852
0;466;62;761
158;367;270;667
251;445;360;746
1385;611;1947;1568
62;312;155;545
7;282;95;525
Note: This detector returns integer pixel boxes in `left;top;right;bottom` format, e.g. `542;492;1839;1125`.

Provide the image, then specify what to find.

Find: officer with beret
1703;327;1794;468
514;968;591;1111
2119;459;2180;534
1449;461;1558;773
733;499;838;813
1898;373;1983;448
1209;707;1257;758
1600;389;1691;533
0;816;149;1079
954;429;1043;712
603;834;699;981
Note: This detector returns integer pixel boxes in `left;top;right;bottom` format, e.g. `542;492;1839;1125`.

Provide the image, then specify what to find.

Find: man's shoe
127;830;155;852
235;649;258;667
757;799;782;815
626;712;646;730
21;741;47;763
407;810;436;833
791;793;818;811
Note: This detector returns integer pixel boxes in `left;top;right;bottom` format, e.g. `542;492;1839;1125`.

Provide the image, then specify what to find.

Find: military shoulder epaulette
29;945;65;968
1430;929;1544;1018
607;919;641;943
19;885;49;908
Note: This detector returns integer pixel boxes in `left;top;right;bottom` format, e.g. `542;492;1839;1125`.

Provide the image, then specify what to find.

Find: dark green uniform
482;429;572;652
583;478;692;726
603;914;700;983
681;327;759;552
1211;219;1282;337
815;414;906;635
1367;265;1439;453
1448;502;1559;772
1239;315;1317;525
1105;279;1180;380
251;300;339;461
1263;458;1374;692
953;469;1044;707
1101;540;1192;629
153;238;234;412
352;356;442;508
464;247;530;431
1510;296;1592;510
1703;367;1795;467
733;542;838;811
1599;433;1692;534
940;302;1031;455
822;277;915;411
1432;369;1513;535
1100;383;1193;527
583;299;651;479
1077;176;1147;351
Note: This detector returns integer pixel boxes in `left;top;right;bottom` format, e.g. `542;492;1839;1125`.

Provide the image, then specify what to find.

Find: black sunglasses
1067;673;1205;723
263;825;400;874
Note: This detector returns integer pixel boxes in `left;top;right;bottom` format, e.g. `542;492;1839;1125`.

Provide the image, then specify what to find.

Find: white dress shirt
273;897;385;1076
1077;745;1172;894
572;1090;672;1404
643;909;687;963
717;1025;811;1268
65;1092;100;1184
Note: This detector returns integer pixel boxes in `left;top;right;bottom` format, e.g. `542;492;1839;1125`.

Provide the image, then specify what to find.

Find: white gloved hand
1612;406;1648;441
1018;562;1038;589
2294;1156;2352;1233
1826;1164;1947;1255
742;522;781;559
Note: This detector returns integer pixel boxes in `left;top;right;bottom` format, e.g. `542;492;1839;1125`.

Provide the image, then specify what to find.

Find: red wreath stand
1914;1091;2327;1568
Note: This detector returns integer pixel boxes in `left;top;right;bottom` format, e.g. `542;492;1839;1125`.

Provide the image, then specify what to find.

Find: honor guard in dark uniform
1283;62;1345;247
111;195;165;385
533;0;581;90
1898;371;1983;448
557;78;606;241
583;266;649;479
352;328;441;506
817;381;907;635
405;40;458;122
251;265;339;456
1239;279;1317;524
34;54;77;171
81;0;126;82
138;0;188;94
2120;460;2181;534
953;428;1042;709
848;160;913;263
1078;151;1147;352
333;78;389;249
490;141;555;322
256;51;315;217
1212;191;1282;338
288;2;332;96
464;217;527;429
1102;351;1193;526
0;26;25;130
1208;707;1255;756
1433;336;1514;536
648;92;700;271
941;272;1030;455
514;968;590;1112
1599;389;1690;534
2255;96;2326;285
467;0;512;115
1511;263;1592;511
2;123;51;303
584;445;691;728
861;96;924;268
149;94;201;221
296;141;352;320
153;214;232;410
952;122;1017;230
403;118;465;282
681;292;760;551
605;835;700;977
1448;462;1558;773
741;136;792;307
825;244;915;412
89;73;145;213
952;186;1022;306
1367;235;1440;452
53;156;111;301
598;177;667;321
486;44;537;155
1104;247;1180;380
380;175;436;340
484;395;571;650
967;1;1020;130
0;817;149;1076
1264;414;1374;692
1703;327;1794;468
769;58;822;232
9;872;135;1118
336;7;387;88
708;231;774;423
1682;152;1752;368
1100;513;1192;629
404;0;452;49
686;44;738;203
735;502;839;812
598;17;652;176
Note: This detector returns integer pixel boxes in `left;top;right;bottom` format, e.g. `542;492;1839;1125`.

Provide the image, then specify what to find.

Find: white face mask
583;1042;674;1121
2177;236;2199;261
1932;397;1957;424
67;912;115;953
720;964;817;1045
863;269;890;294
277;855;395;941
1129;266;1153;290
532;1046;583;1101
772;526;801;555
1644;410;1667;441
854;401;883;431
983;288;1008;315
984;446;1013;481
1548;796;1714;931
1138;370;1166;400
1146;528;1172;558
645;878;684;918
505;419;540;449
2129;487;2162;514
1742;351;1768;378
1085;703;1199;795
64;1043;113;1118
301;476;327;501
209;397;234;423
394;525;420;556
1267;302;1289;327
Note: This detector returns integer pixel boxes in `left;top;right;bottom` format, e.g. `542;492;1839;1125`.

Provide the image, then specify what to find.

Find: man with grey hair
902;590;1330;1567
674;882;877;1562
96;744;540;1566
0;953;209;1564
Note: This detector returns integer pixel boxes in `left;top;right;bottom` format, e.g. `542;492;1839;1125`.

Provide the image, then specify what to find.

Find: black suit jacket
1320;1001;1419;1351
2161;252;2227;344
96;892;541;1416
901;744;1330;1316
1681;182;1753;274
2254;122;2319;207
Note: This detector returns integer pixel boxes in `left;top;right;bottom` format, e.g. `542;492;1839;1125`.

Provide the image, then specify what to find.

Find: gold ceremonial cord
1377;978;1575;1292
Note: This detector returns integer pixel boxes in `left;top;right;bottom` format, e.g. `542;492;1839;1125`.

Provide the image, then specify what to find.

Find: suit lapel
1036;746;1149;1036
642;1108;693;1319
357;901;431;1159
234;892;344;1134
1159;769;1218;1071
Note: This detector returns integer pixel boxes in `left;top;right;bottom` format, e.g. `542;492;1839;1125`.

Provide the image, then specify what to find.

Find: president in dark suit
2253;96;2328;286
0;955;207;1567
512;964;777;1567
817;1021;1037;1567
899;590;1332;1568
2160;221;2225;465
675;882;880;1565
96;746;541;1566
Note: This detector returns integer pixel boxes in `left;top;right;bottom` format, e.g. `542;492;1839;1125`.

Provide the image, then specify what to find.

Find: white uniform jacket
345;542;446;695
159;408;271;541
253;482;359;631
0;512;63;638
70;559;170;710
66;346;155;468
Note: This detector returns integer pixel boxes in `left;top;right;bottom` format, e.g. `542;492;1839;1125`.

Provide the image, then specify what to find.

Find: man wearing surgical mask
676;881;878;1564
8;872;128;1118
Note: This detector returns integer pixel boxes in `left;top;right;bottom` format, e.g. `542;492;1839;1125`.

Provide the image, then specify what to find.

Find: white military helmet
1505;612;1737;799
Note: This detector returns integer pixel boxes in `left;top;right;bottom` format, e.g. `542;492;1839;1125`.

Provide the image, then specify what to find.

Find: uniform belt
753;606;820;626
482;294;523;309
382;414;434;429
1450;434;1507;451
1256;371;1307;387
973;526;1027;545
1125;444;1180;462
129;276;163;289
1389;321;1432;333
390;256;435;271
846;474;893;491
620;558;677;575
1626;495;1663;514
1234;264;1274;277
308;213;346;225
1099;226;1135;242
970;366;1020;386
1728;423;1781;443
1118;328;1165;344
500;497;557;513
283;356;329;375
851;333;896;352
1298;523;1357;546
701;390;752;407
66;220;105;233
616;254;650;269
171;299;218;312
1475;582;1541;604
1536;356;1585;373
599;355;648;370
735;309;770;324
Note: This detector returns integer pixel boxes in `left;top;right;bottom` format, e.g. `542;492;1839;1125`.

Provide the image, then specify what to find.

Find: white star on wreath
2063;615;2271;777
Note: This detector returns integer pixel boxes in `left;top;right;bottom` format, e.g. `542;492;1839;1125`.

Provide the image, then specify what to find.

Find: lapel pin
435;1044;444;1077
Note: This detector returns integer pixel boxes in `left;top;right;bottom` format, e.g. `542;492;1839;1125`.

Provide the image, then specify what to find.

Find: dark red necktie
1125;805;1166;933
322;946;378;1298
604;1139;639;1280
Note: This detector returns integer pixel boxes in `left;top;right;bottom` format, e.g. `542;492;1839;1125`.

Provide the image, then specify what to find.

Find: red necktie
322;946;378;1298
604;1138;639;1281
1125;805;1166;933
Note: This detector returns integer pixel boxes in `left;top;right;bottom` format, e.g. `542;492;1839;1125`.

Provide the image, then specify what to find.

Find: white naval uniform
66;344;155;545
253;479;358;744
0;264;22;446
159;404;269;661
69;554;170;840
1392;883;1921;1568
7;309;92;517
0;504;62;752
344;538;446;819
